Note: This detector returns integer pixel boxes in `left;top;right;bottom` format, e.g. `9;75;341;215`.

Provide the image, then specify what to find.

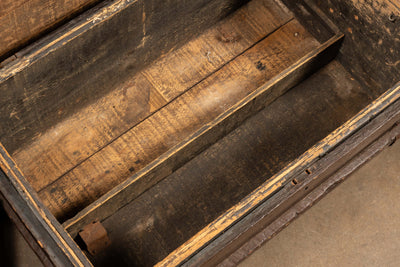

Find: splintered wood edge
0;144;93;266
63;33;344;236
156;61;400;265
0;0;135;82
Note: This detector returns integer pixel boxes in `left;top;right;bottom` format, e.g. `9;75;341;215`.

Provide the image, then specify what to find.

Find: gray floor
1;140;399;267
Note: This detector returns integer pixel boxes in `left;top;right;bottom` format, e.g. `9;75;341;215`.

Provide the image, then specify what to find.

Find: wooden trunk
1;0;400;266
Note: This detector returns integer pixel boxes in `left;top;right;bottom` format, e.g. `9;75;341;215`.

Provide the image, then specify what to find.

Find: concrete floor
1;140;399;266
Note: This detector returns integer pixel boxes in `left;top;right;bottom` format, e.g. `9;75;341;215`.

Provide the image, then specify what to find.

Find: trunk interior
0;0;399;265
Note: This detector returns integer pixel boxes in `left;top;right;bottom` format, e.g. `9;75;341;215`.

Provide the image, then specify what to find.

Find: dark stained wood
44;18;323;223
13;0;293;195
280;0;338;42
90;61;369;267
0;0;250;154
158;79;400;266
0;144;92;266
0;0;102;61
309;0;400;97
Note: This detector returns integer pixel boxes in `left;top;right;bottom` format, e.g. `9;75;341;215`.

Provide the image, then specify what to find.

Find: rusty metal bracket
78;221;110;256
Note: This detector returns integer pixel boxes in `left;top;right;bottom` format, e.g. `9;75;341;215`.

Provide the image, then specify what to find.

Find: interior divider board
13;0;293;195
40;18;321;222
63;33;344;237
157;80;400;267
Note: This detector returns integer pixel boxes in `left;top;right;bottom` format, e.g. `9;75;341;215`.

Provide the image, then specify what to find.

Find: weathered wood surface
13;0;293;207
0;0;248;154
0;143;92;266
86;61;370;266
157;79;400;267
56;18;322;225
310;0;400;96
280;0;339;42
0;0;102;61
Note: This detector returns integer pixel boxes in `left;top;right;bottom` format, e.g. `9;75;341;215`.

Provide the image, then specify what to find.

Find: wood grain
0;0;249;154
0;0;101;60
13;0;293;194
39;19;319;222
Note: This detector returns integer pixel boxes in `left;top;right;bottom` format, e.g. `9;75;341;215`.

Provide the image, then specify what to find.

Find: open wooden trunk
1;0;400;266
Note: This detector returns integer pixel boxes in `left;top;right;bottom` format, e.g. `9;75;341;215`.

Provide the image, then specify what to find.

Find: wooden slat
62;30;341;236
156;80;400;267
0;0;101;60
13;0;293;193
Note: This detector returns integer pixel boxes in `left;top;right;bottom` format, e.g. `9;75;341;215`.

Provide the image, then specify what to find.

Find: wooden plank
0;0;250;154
0;0;102;60
0;143;92;266
157;81;400;267
62;31;341;236
92;60;370;266
12;0;293;194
